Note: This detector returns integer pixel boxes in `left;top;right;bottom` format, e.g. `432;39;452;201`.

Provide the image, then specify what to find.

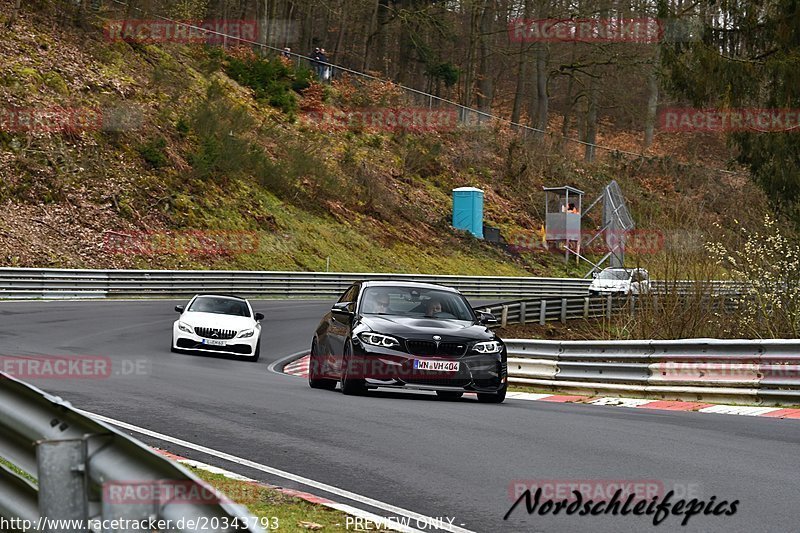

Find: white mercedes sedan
171;294;264;361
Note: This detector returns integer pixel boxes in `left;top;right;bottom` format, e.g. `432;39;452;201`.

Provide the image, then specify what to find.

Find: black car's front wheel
477;382;507;404
340;340;366;395
309;339;337;390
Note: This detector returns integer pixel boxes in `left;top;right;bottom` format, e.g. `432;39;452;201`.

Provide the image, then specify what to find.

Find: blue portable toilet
452;187;484;239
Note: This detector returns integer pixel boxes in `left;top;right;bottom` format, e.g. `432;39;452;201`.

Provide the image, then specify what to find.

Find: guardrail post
560;298;567;323
519;301;527;323
501;305;508;327
583;297;590;318
36;439;89;533
606;295;612;318
539;300;546;325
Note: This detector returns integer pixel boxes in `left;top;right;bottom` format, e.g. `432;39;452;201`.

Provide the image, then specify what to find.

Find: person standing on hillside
311;47;322;77
318;48;330;81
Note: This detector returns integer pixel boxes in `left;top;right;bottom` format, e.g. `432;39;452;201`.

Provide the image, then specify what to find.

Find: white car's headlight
238;329;255;338
359;332;399;348
178;322;193;334
473;341;502;354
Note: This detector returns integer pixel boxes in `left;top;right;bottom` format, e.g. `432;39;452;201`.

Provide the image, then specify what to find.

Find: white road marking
589;397;657;407
697;405;782;416
505;392;553;401
77;409;474;533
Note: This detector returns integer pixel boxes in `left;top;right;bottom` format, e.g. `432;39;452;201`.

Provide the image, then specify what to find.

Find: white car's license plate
413;360;459;372
202;339;226;346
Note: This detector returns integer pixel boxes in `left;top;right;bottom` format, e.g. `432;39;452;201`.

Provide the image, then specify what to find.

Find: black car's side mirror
175;305;185;313
254;312;264;321
477;311;498;325
331;301;354;319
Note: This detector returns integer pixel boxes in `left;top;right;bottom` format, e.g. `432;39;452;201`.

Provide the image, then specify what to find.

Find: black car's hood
358;315;495;341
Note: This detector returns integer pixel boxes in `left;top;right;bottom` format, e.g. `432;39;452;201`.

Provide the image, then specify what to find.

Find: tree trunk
332;0;347;62
373;0;392;76
462;2;481;109
584;74;598;162
7;0;22;27
510;0;531;124
534;43;548;137
643;46;661;149
476;0;495;114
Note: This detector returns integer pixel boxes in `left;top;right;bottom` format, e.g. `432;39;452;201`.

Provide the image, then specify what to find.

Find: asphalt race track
1;299;799;532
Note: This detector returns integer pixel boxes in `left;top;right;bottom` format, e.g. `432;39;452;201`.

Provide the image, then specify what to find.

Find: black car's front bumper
349;342;507;393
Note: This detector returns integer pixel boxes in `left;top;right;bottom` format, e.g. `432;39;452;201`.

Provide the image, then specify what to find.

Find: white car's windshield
597;270;631;281
361;287;474;321
188;296;250;317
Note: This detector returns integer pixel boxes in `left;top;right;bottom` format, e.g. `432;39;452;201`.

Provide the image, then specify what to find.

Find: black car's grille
440;342;468;356
405;340;468;357
194;327;237;340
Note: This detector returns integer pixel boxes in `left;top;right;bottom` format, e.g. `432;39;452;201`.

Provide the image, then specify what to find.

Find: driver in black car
425;298;443;317
365;291;391;314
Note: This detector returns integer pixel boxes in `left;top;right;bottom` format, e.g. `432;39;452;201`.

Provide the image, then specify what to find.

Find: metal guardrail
0;268;592;300
0;268;748;301
505;339;800;405
479;294;627;327
0;372;263;532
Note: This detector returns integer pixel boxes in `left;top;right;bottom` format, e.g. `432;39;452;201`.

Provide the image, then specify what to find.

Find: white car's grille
194;327;237;340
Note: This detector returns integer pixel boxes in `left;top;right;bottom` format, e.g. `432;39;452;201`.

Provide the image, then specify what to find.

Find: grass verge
189;466;381;532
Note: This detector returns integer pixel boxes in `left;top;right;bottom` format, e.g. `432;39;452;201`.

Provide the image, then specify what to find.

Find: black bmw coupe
309;281;507;403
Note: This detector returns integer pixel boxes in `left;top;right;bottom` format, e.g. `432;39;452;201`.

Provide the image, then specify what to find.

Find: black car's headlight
359;332;400;348
473;341;502;354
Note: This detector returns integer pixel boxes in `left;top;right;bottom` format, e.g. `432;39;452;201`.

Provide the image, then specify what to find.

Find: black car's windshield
597;269;631;281
188;296;250;317
360;287;474;321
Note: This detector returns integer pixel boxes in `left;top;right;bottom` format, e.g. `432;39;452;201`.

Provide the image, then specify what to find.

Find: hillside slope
0;2;772;277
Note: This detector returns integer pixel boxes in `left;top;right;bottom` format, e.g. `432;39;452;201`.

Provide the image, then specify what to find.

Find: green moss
42;71;69;95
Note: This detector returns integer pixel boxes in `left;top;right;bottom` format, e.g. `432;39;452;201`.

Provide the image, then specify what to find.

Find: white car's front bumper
172;323;259;356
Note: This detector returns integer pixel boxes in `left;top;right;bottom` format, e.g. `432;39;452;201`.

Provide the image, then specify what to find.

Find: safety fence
504;339;800;405
0;268;592;300
0;268;748;301
0;372;262;532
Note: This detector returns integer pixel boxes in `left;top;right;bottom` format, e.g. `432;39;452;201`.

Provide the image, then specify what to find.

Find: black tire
340;340;366;395
477;382;507;404
436;391;464;400
308;339;337;390
251;338;261;362
170;337;179;353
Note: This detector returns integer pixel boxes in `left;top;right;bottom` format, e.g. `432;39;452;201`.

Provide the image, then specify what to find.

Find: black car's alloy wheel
340;340;366;395
309;339;337;390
